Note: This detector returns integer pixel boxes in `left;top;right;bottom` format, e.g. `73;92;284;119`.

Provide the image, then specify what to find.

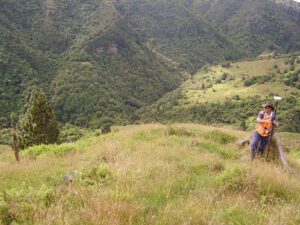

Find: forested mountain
0;0;183;128
115;0;241;72
181;0;300;55
0;0;300;128
117;0;300;72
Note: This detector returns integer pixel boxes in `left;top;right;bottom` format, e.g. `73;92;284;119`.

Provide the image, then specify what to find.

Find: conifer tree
18;88;59;149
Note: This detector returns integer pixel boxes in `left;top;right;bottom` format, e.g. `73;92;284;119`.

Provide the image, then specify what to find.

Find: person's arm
256;112;266;123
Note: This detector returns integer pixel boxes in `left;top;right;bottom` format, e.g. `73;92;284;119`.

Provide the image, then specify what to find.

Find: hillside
139;54;300;132
0;0;183;128
1;124;300;224
1;0;300;128
115;0;240;73
116;0;300;72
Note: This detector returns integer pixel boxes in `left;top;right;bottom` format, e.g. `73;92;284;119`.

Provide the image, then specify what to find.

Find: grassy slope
1;124;300;225
140;54;300;131
182;56;300;104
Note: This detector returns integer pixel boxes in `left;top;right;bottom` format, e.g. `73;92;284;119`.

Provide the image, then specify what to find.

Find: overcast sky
294;0;300;2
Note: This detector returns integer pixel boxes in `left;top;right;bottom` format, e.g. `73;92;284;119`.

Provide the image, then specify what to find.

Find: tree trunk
11;128;20;162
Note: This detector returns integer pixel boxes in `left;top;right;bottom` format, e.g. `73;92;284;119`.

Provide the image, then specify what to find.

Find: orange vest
256;112;274;137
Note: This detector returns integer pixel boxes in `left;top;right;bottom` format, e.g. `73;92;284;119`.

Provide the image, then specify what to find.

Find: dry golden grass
1;124;300;225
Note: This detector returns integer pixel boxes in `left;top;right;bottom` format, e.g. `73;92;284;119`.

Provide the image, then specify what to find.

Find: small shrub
100;118;114;134
232;95;241;100
243;77;256;86
221;62;231;68
21;135;99;158
59;124;91;143
217;167;251;192
101;124;112;134
81;164;113;185
24;144;76;157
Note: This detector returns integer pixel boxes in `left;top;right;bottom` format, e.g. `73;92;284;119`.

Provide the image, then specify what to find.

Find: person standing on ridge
251;102;278;160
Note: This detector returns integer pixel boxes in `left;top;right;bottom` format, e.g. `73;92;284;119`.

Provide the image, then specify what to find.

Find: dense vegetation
140;54;300;132
1;0;300;128
0;0;183;128
1;124;300;224
117;0;300;72
17;89;59;149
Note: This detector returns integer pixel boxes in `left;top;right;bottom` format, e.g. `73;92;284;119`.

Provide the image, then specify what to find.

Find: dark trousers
251;132;270;159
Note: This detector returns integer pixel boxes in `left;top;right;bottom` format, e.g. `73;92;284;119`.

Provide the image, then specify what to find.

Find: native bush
0;129;11;145
99;117;114;134
22;134;101;158
18;88;59;150
59;124;91;143
24;144;76;158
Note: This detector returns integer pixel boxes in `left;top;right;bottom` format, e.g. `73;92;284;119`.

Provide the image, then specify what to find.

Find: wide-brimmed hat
262;102;275;110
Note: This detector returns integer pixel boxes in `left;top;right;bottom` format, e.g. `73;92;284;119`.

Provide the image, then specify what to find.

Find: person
251;102;278;160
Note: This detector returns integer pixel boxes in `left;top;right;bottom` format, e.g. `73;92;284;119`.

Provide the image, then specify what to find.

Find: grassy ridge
1;124;300;224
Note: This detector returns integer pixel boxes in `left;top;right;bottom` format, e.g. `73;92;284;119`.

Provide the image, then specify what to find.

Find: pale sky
294;0;300;2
